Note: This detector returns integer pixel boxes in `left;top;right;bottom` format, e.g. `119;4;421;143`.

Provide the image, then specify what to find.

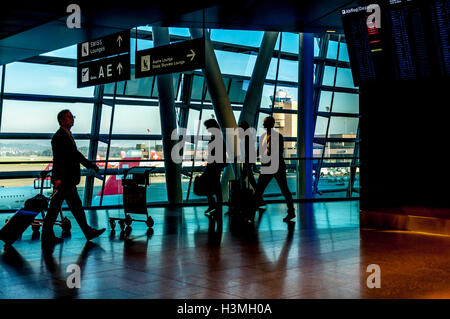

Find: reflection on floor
1;200;450;299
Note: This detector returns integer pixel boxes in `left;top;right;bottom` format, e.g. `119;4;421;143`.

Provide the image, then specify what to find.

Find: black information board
135;37;205;78
342;0;449;86
341;6;380;86
429;0;450;76
77;30;131;88
77;53;130;88
77;30;130;63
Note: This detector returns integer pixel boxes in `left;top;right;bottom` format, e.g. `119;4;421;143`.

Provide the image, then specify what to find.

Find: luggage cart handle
40;170;51;179
49;189;58;200
38;169;52;195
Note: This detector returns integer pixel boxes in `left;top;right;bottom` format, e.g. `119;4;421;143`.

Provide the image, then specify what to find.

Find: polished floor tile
1;200;450;299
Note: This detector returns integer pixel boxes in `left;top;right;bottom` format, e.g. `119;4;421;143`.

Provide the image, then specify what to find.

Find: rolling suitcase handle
39;169;52;195
49;189;58;200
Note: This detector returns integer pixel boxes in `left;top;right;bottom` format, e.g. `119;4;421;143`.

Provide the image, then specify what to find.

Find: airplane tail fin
98;174;123;196
96;152;142;196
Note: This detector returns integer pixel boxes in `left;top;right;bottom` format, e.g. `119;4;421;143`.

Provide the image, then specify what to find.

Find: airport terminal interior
0;0;449;299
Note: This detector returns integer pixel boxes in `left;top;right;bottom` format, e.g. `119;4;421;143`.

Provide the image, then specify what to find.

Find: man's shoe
204;206;216;215
86;228;106;241
205;208;222;219
283;209;296;222
205;209;216;218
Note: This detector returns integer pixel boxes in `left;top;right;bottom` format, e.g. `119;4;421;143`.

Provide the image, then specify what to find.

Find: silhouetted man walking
254;116;295;222
42;109;105;245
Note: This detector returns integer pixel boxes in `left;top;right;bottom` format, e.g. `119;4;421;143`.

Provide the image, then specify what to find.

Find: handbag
193;173;212;196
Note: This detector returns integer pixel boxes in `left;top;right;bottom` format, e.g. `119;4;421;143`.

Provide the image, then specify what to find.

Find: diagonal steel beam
153;26;182;205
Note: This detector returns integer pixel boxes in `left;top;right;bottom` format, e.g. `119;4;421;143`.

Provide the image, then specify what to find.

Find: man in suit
254;116;295;222
42;109;105;245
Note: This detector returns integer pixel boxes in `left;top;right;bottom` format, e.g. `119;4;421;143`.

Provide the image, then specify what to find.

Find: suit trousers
43;184;91;237
254;167;294;211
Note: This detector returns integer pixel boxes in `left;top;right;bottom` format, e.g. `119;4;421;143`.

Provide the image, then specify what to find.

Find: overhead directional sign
77;30;131;88
77;53;130;88
135;37;205;78
77;30;130;63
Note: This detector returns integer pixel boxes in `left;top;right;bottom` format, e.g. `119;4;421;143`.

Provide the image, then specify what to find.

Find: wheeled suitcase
29;170;72;234
193;173;212;196
0;209;40;246
24;194;49;213
0;185;50;246
228;179;256;223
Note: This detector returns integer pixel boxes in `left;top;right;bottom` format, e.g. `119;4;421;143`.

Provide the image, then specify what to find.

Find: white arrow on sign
187;49;196;61
117;63;123;75
117;35;123;47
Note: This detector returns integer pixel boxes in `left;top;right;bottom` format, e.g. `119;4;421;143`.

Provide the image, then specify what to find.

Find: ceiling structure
0;0;358;65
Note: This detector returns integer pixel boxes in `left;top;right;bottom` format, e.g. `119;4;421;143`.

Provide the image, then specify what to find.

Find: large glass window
210;29;263;48
318;91;359;114
323;66;357;88
0;65;3;88
330;92;359;114
277;59;298;82
338;43;350;62
312;35;359;198
0;139;52;162
119;76;153;97
0;160;56;210
335;68;357;89
4;62;94;97
96;139;162;162
169;27;191;37
328;117;358;136
228;78;248;104
1;100;93;134
318;90;333;112
215;50;257;77
280;32;299;54
327;40;340;60
187;108;216;137
131;39;153;64
314;116;329;137
100;104;161;135
41;44;77;59
0;29;359;211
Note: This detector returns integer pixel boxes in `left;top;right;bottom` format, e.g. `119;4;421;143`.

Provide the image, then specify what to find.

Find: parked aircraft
0;163;53;210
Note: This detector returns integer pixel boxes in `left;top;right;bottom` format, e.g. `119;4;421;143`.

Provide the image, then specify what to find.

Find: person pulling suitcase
42;109;105;246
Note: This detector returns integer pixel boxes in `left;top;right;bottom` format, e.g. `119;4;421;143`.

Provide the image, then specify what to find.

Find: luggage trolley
108;167;155;231
30;170;72;235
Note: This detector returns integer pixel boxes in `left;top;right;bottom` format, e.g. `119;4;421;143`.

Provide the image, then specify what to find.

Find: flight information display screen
342;0;449;86
341;6;380;86
429;0;450;76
